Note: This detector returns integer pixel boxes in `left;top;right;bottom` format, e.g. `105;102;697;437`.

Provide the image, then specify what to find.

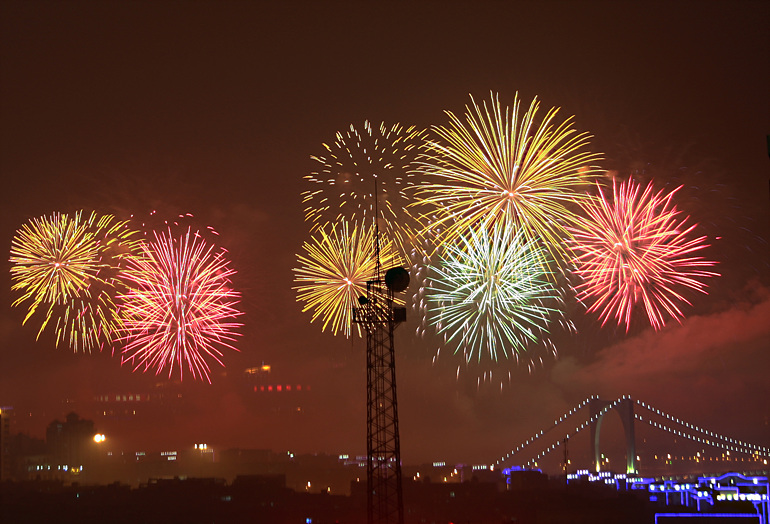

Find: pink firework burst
570;178;719;331
118;228;242;382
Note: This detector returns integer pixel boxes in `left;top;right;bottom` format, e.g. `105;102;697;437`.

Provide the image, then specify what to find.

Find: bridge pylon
589;397;636;474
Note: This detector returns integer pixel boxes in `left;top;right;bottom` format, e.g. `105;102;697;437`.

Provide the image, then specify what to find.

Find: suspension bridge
493;395;770;475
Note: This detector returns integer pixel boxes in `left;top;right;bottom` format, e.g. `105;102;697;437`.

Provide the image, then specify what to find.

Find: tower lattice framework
353;264;405;524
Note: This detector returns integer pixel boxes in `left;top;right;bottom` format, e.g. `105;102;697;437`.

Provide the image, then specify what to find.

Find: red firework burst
118;228;242;382
570;178;718;331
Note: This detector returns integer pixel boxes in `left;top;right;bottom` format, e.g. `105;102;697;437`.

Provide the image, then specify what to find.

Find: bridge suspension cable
635;399;770;458
494;395;769;470
493;395;598;468
522;397;629;468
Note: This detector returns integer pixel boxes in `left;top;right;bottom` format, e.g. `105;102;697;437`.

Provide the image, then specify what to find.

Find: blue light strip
654;513;761;523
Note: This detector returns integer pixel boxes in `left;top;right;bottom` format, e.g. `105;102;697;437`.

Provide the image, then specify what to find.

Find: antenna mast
353;178;406;524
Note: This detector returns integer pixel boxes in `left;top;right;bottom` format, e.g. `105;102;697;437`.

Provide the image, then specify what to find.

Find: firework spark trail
426;222;567;368
9;211;141;351
294;219;404;339
569;178;719;331
118;228;242;382
302;120;428;258
410;92;602;266
409;238;435;339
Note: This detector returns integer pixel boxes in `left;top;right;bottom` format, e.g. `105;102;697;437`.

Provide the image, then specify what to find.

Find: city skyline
1;1;768;469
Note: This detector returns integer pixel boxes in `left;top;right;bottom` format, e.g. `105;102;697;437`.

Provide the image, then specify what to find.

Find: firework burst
294;219;404;338
569;178;719;331
410;92;602;264
118;228;242;382
426;222;567;372
9;211;140;351
302;121;428;258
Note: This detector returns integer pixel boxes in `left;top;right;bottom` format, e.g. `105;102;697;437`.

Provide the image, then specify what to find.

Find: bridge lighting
499;396;769;474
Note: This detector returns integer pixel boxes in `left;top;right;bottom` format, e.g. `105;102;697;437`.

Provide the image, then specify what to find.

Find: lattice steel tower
353;225;409;524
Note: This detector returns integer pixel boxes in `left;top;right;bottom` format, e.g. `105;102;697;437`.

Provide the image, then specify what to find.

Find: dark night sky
1;1;768;468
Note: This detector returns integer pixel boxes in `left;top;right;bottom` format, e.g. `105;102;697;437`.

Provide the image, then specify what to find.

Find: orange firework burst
293;219;404;338
410;92;602;265
9;211;141;351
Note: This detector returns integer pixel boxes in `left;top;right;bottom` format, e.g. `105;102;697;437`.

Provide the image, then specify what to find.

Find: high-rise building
46;412;96;471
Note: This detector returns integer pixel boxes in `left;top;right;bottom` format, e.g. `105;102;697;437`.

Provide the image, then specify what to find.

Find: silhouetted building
7;432;46;480
46;412;96;472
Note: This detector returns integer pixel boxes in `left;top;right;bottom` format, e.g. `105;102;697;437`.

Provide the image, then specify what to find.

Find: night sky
1;1;768;468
